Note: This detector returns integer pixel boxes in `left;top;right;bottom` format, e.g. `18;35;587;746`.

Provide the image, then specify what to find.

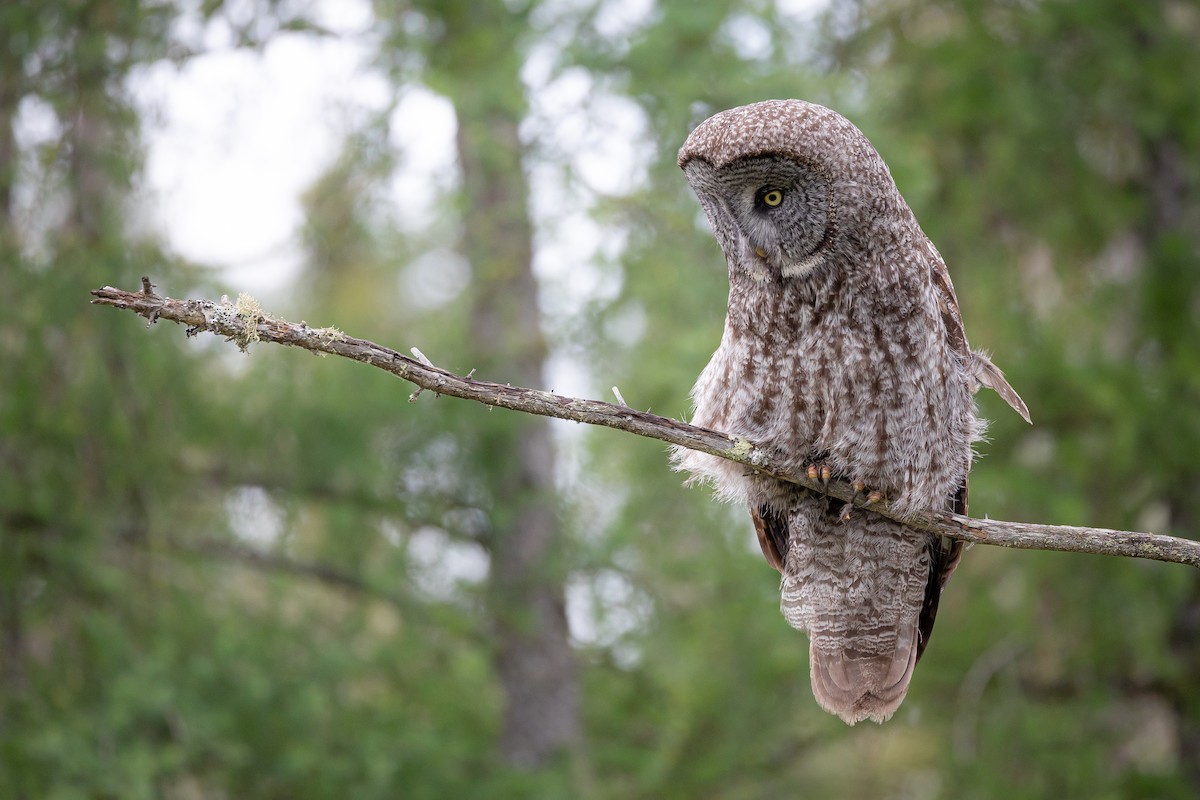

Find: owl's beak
743;235;827;281
736;237;775;281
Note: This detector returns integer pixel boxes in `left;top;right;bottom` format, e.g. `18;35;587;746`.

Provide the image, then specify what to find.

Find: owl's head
679;99;902;282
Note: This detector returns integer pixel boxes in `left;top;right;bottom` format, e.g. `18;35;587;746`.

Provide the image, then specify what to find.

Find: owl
674;100;1029;724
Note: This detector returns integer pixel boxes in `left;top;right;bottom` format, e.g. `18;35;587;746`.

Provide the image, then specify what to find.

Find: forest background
2;0;1199;797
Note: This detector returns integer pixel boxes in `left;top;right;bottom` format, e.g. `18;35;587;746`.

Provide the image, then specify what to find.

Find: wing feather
929;254;1031;423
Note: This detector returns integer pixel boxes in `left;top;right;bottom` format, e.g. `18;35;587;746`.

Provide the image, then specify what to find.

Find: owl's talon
865;490;884;506
838;502;854;522
803;461;834;488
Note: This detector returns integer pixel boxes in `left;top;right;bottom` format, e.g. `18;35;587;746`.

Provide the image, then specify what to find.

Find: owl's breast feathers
683;259;981;519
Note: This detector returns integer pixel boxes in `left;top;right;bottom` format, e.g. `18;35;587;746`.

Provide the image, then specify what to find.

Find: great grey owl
674;99;1030;725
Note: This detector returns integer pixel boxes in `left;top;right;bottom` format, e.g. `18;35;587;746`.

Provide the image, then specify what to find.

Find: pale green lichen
234;294;263;346
210;293;267;352
312;325;343;344
308;325;343;356
726;437;756;463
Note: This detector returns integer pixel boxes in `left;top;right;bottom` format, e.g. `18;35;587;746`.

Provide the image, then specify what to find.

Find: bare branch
90;280;1200;569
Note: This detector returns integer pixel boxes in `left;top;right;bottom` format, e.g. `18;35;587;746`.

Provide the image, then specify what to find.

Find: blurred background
2;0;1199;797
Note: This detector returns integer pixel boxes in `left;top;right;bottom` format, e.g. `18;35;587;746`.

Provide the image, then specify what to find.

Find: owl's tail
807;624;919;724
780;506;942;725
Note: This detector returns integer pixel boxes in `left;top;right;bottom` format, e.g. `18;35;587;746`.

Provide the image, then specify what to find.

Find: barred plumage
674;100;1028;724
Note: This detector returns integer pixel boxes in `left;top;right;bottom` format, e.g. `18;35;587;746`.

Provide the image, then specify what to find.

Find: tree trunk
1142;132;1200;795
452;78;580;770
0;34;23;705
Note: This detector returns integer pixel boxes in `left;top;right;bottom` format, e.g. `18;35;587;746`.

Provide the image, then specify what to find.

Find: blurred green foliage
1;0;1198;797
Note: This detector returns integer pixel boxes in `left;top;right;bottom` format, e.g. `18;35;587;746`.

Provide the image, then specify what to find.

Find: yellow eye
761;189;784;207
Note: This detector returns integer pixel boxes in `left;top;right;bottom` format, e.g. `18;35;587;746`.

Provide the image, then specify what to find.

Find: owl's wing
752;505;788;573
929;256;1032;424
913;252;1025;661
967;351;1031;424
915;483;966;662
929;254;969;359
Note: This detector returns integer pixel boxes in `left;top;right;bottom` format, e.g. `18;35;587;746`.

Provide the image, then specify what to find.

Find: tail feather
779;499;939;725
809;628;919;725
